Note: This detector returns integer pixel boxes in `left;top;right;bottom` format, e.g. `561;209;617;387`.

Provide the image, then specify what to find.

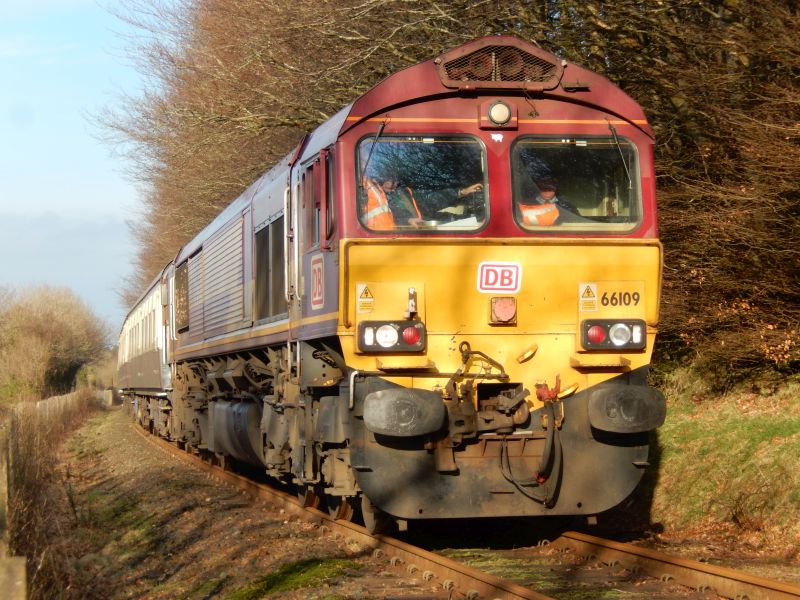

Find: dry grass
6;389;98;599
0;285;114;596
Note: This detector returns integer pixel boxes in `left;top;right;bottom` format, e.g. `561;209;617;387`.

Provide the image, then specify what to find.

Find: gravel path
62;405;437;599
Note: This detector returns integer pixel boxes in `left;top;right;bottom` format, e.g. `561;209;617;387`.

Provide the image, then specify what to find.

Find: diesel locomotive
118;36;666;532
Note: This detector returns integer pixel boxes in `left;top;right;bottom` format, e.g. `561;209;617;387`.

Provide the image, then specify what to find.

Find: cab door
291;149;336;333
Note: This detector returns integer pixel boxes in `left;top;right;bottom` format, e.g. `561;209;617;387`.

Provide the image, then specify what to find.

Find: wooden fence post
0;414;28;599
0;557;26;600
0;417;9;557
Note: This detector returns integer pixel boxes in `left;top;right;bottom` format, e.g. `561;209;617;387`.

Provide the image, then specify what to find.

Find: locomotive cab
331;37;665;525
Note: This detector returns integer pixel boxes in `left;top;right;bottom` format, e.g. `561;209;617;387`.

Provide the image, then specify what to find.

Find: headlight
608;323;632;346
581;319;646;351
358;320;426;353
488;101;512;125
375;325;399;348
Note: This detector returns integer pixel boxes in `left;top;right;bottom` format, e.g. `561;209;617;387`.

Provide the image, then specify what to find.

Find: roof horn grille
436;41;563;91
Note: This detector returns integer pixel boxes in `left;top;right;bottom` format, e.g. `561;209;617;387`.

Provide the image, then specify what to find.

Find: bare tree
102;0;800;378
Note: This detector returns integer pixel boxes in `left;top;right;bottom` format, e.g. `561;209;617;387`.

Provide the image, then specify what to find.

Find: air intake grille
437;42;562;90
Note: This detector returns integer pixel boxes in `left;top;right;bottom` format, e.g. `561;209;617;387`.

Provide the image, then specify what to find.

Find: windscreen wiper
359;119;388;188
607;119;633;190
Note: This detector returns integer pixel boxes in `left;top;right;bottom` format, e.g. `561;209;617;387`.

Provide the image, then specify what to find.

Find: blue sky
0;0;143;332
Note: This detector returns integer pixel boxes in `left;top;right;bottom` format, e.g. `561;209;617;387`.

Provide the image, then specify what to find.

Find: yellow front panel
339;238;662;400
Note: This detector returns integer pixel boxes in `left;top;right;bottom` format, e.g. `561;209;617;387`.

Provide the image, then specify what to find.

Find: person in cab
518;178;579;226
363;173;423;229
363;171;484;230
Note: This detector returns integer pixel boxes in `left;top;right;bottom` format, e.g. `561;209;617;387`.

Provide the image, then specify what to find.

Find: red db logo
311;255;324;309
477;262;521;293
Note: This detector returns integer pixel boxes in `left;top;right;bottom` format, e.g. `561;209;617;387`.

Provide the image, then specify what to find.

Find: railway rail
551;532;800;600
134;422;800;600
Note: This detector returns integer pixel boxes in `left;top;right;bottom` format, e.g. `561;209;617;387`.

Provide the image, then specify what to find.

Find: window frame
355;133;490;234
254;214;288;324
510;134;643;234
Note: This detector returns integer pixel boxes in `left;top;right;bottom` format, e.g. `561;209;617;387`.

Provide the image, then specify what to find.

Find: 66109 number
601;291;640;306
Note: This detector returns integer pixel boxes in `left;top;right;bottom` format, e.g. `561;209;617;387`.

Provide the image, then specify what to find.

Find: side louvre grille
185;215;247;339
203;217;245;332
437;40;563;91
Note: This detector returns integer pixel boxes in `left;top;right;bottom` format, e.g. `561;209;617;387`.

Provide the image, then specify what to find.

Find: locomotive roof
173;36;651;261
343;35;651;138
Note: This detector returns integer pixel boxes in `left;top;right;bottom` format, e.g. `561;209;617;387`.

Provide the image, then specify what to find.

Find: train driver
364;172;484;230
363;173;423;229
518;178;578;226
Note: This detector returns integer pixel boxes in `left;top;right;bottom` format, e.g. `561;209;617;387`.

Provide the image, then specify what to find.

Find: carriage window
357;135;487;232
511;137;641;232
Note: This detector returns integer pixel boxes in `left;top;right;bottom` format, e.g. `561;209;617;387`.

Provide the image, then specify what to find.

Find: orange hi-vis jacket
520;202;559;226
364;179;421;230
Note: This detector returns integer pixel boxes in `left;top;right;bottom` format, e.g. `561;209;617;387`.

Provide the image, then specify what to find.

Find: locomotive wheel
327;495;356;521
214;452;228;471
361;496;397;535
296;484;321;509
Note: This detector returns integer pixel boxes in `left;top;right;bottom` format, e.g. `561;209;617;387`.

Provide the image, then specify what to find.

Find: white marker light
363;327;375;346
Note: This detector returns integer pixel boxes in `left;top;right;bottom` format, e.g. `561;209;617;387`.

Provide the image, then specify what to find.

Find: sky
0;0;144;333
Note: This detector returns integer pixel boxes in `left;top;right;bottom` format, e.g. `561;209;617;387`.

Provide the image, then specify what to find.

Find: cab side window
174;261;189;332
254;216;286;321
301;166;320;251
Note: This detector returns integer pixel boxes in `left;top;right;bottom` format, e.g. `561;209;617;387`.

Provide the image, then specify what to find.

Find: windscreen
512;137;642;232
357;135;487;232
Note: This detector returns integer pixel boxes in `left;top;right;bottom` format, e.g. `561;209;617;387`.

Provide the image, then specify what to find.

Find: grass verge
650;372;800;555
227;558;363;600
5;389;99;599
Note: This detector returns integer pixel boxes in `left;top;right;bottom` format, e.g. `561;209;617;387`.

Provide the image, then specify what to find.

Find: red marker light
402;325;422;345
587;325;606;345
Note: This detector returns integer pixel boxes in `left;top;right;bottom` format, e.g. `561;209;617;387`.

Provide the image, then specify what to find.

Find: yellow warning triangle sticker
582;285;595;299
360;286;373;299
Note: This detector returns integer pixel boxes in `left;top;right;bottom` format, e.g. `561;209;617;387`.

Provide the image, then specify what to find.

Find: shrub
0;286;110;402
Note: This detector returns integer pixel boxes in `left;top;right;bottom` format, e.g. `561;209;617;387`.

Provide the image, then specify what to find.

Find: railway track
551;532;800;600
134;423;800;600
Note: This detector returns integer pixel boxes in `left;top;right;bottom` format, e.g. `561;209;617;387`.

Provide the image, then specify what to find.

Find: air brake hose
537;402;555;477
500;401;562;507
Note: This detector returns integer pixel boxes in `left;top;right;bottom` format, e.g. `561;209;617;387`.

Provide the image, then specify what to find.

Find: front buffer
348;368;665;520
